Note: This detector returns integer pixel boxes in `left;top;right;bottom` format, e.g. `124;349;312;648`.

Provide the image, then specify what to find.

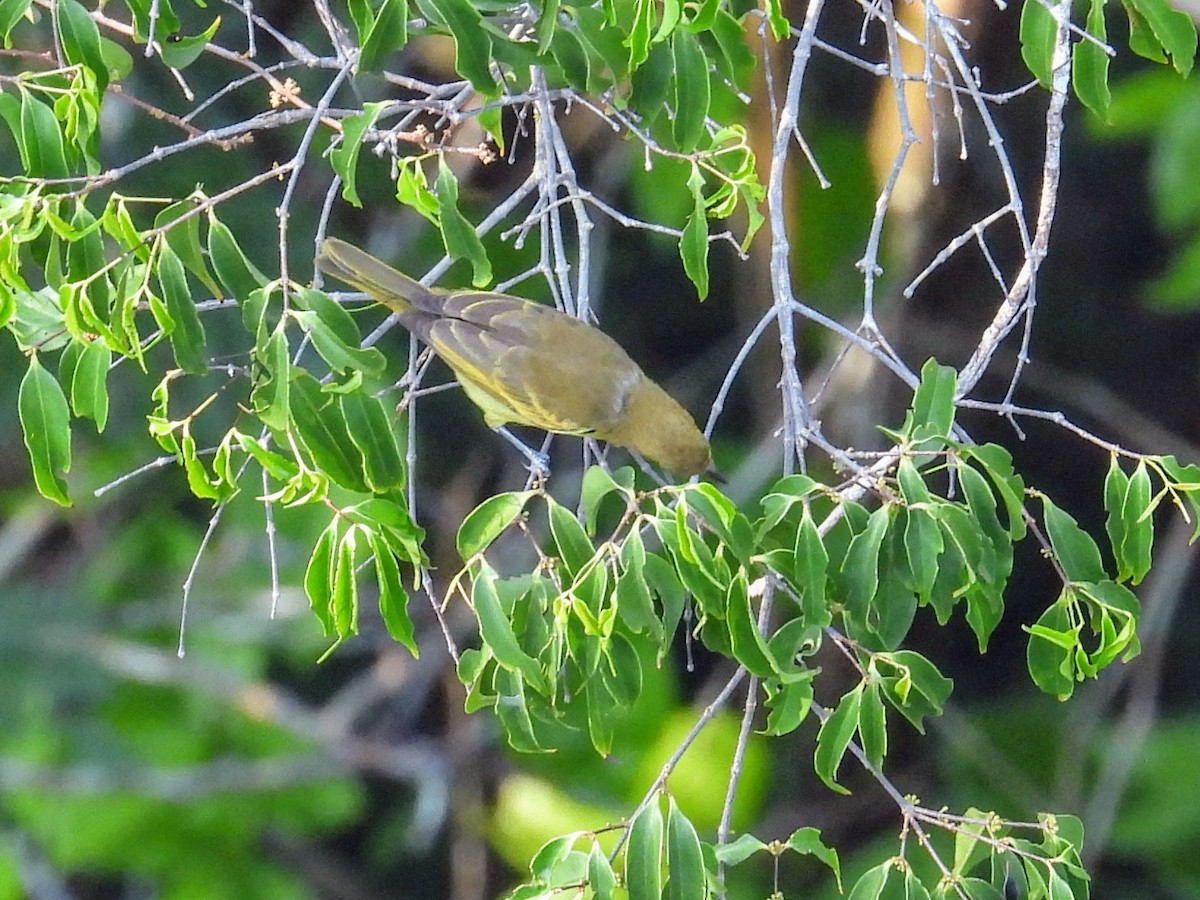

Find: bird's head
610;378;713;478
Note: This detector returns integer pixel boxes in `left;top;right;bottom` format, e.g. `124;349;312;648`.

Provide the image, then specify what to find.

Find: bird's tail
316;238;431;314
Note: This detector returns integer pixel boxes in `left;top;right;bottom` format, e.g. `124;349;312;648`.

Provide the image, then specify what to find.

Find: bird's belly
457;370;596;436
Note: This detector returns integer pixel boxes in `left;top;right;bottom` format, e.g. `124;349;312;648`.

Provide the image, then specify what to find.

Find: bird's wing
423;293;643;435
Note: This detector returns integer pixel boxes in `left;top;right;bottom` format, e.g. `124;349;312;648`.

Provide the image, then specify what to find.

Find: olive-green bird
316;238;713;477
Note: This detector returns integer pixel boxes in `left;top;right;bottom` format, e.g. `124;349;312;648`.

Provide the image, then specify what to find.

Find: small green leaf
726;571;776;678
712;834;766;866
1119;460;1154;584
1040;494;1107;583
289;370;370;493
473;563;547;693
456;490;535;558
1020;0;1057;88
814;683;863;793
626;0;653;69
626;797;664;900
207;218;267;301
330;102;385;208
395;156;440;225
762;0;788;40
158;244;208;375
423;0;496;93
291;306;387;377
158;16;222;69
680;166;709;299
19;87;70;179
580;464;633;534
1127;0;1196;75
371;532;419;655
358;0;408;72
670;28;710;152
1025;597;1077;700
332;526;362;637
588;840;616;899
70;338;110;432
906;358;957;448
1074;0;1112;120
664;797;705;900
858;680;887;771
19;353;72;506
155;199;222;297
305;522;338;635
252;325;291;431
784;827;842;890
1;0;34;46
435;160;492;287
58;0;109;93
340;390;405;492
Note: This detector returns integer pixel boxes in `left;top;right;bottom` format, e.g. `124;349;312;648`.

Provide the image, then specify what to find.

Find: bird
316;238;714;478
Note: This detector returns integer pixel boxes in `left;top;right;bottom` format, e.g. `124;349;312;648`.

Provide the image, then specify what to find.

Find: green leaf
99;36;134;82
332;526;362;637
305;522;338;635
670;28;710;152
19;353;72;506
581;464;634;535
664;797;706;900
1020;0;1057;88
1;0;33;46
1040;495;1107;583
1073;0;1112;120
1025;597;1077;700
784;827;842;890
626;0;653;69
435;160;492;287
630;40;672;126
858;680;887;771
340;390;405;492
395;156;440;225
726;571;776;678
423;0;496;93
155;199;222;298
626;797;665;900
712;834;766;866
58;0;109;93
456;490;535;558
839;505;890;641
906;358;957;450
290;303;387;377
158;244;208;375
289;370;370;493
814;683;862;793
473;563;547;693
793;509;830;624
19;87;70;179
547;495;595;578
207;218;267;301
371;532;419;655
762;0;788;40
877;649;952;733
358;0;408;72
680;165;710;299
158;16;222;69
763;671;813;735
1119;460;1154;584
330;102;385;208
70;338;110;432
252;325;291;431
1127;0;1196;76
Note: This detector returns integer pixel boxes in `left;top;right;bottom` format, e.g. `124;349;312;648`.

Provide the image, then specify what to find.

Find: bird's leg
495;426;552;479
